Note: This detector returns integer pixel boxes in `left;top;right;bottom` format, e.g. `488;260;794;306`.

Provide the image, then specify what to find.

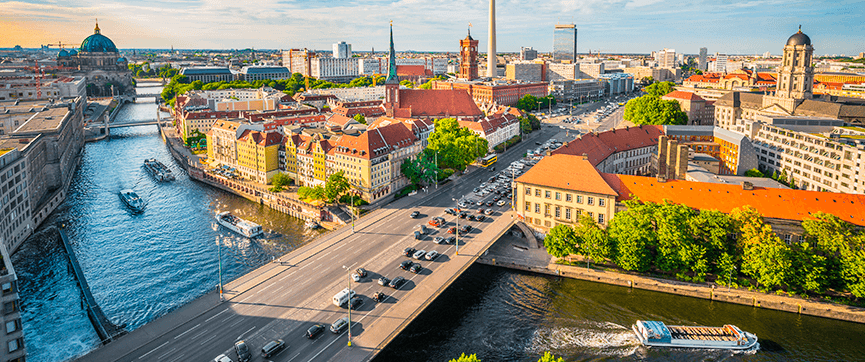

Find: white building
713;53;728;73
311;57;359;82
458;112;520;152
333;42;352;59
308;86;385;102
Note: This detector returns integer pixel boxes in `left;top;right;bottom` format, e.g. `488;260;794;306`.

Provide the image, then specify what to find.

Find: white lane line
173;323;200;340
204;309;228;323
237;326;256;341
228;317;244;328
138;341;169;360
157;347;177;361
312;264;323;271
287;351;301;362
257;283;274;294
199;333;218;346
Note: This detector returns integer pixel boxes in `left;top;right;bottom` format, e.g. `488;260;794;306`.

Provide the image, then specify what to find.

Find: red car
447;227;457;234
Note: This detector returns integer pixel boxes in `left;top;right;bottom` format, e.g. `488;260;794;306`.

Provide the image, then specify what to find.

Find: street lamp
342;264;356;347
451;198;460;256
216;236;223;302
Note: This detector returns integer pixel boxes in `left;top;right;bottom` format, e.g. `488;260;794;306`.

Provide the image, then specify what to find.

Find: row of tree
296;171;350;204
544;200;865;298
127;62;179;79
622;81;688;125
515;94;556;113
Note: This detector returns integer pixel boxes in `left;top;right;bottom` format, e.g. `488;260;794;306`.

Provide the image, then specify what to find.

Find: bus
480;154;497;168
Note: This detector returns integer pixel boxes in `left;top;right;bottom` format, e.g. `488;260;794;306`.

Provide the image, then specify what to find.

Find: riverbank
476;235;865;325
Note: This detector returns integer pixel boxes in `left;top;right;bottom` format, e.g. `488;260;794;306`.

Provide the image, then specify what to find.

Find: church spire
94;19;100;34
385;21;399;85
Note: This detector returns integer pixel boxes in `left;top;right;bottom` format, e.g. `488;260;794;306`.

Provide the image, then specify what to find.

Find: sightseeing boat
143;158;175;182
305;219;320;229
632;320;759;351
215;211;263;238
119;189;145;212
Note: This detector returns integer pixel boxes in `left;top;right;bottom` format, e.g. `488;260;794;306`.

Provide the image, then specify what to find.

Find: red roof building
552;125;664;175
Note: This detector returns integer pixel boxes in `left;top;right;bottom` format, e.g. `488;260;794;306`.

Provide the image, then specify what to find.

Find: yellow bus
481;154;497;167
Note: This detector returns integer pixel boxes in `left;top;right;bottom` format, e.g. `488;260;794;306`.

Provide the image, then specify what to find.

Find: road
76;127;562;362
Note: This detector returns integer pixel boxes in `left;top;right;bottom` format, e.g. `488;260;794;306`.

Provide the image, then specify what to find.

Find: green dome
80;22;118;53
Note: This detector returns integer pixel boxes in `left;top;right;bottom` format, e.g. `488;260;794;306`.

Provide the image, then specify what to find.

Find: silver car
413;250;426;260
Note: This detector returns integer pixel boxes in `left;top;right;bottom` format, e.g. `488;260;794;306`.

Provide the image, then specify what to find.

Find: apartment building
505;62;545;82
552;125;664;176
0;76;86;101
598;73;634;95
431;80;547;107
458;112;520;152
660;91;715;125
0;243;24;361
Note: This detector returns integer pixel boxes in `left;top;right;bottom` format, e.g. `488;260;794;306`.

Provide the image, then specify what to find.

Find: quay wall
476;256;865;324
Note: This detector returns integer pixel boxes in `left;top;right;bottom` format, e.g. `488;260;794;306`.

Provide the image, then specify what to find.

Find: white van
333;288;356;307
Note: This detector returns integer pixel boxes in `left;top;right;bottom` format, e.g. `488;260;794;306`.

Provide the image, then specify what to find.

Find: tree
271;172;292;188
353;114;367;125
449;353;481;362
608;199;658;272
324;171;350;203
623;95;688;125
519;117;533;134
744;168;764;178
544;224;578;259
297;186;325;202
516;94;540;112
426;118;488;171
733;206;793;290
537;352;564;362
644;81;676;98
573;215;612;267
653;202;696;273
400;151;440;185
526;114;541;130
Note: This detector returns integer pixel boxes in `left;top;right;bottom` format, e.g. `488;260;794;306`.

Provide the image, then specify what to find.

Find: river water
12;89;318;362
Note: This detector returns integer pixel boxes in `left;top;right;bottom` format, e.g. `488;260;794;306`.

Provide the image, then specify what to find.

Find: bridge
108;119;166;129
74;127;558;362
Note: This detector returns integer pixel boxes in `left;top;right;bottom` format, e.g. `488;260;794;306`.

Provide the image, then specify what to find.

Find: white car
497;200;507;207
413;250;427;260
425;250;439;261
351;273;361;282
214;355;234;362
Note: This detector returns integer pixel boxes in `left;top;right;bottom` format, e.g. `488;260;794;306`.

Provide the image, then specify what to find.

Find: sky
2;0;864;55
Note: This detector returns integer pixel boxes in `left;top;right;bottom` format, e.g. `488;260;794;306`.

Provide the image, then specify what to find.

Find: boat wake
527;321;641;357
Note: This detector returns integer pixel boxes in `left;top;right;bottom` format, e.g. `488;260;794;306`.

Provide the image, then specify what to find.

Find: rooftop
516;154;618;196
552;125;664;166
15;107;69;134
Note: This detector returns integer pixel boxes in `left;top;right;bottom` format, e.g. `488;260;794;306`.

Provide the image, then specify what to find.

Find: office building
598;73;634;95
579;63;605;78
553;24;577;63
699;47;708;71
549;79;605;102
547;63;580;81
333;41;352;59
179;67;234;83
520;47;538;61
713;53;728;73
0;243;24;361
505;62;545;82
658;48;677;68
240;66;291;82
659;125;759;176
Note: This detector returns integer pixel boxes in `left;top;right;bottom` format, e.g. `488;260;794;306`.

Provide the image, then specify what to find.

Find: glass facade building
553;24;577;63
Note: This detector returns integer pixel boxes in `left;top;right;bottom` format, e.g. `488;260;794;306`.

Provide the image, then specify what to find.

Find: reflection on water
13;96;315;362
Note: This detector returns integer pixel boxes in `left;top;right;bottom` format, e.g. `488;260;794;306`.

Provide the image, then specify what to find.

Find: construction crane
42;41;74;49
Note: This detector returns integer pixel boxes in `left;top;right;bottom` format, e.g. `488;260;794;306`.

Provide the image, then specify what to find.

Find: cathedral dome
58;49;69;57
80;21;118;53
68;49;78;56
117;57;127;63
786;28;811;46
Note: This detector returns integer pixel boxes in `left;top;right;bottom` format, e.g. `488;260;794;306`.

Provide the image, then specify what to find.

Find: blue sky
2;0;864;55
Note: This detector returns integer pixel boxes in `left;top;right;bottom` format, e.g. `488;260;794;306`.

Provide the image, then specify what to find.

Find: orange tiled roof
516;155;618;196
602;174;865;226
396;65;431;77
663;90;705;102
552;125;664;166
395;89;483;118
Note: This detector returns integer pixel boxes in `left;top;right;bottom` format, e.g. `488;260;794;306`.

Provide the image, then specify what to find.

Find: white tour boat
633;320;759;351
215;211;263;238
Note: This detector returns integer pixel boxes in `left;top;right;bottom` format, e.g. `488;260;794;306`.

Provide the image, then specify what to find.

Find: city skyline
2;0;864;55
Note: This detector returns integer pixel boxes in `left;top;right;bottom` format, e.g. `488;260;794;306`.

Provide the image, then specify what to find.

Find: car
373;291;386;302
476;200;484;206
409;264;422;274
378;276;390;286
477;208;485;213
444;208;457;215
434;236;445;244
307;324;325;339
351;273;361;282
413;250;426;260
460;225;473;233
467;214;476;221
356;268;367;278
403;247;416;256
414;231;423;240
476;215;486;222
448;226;457;234
429;217;444;227
410;211;420;218
400;260;414;270
389;276;406;288
486;201;494;207
446;236;456;244
473;187;480;193
330;317;349;333
497;200;507;207
348;296;363;310
535;141;541;145
234;340;251;362
214;355;233;362
425;250;439;260
261;339;286;358
458;212;468;219
485;209;494;215
493;195;501;201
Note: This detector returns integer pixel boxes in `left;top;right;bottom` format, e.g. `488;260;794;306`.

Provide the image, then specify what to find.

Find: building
333;41;352;59
598;73;634;95
282;49;359;82
308;86;385;102
55;21;133;96
552;125;664;175
660;125;759;176
0;242;25;361
458;111;520;151
553;24;577;63
713;53;729;73
520;47;538;61
282;49;317;77
0;76;86;102
579;63;605;78
623;66;680;83
505;62;545;82
661;91;715;125
240;66;291;82
699;47;708;71
549;79;605;102
179;67;233;83
459;31;480;81
432;80;547;107
657;48;677;68
547;63;581;81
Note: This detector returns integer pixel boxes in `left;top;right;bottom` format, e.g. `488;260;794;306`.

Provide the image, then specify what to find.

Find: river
12;89;318;362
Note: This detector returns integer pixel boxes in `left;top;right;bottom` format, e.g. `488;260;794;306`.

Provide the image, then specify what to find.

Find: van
332;288;356;307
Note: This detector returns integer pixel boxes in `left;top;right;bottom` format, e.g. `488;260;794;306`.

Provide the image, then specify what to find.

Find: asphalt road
85;127;561;362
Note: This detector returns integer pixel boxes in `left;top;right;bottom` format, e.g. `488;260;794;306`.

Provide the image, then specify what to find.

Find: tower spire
95;19;100;34
385;21;398;84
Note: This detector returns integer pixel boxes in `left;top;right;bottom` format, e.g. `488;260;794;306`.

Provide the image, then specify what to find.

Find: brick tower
459;29;479;80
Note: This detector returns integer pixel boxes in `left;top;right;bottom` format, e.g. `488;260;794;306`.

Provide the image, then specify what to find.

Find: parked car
458;212;468;219
355;268;367;278
306;324;325;339
497;200;507;207
445;208;456;215
403;247;416;256
389;276;406;288
409;264;422;274
446;236;456;244
434;236;445;244
485;209;494;215
351;273;360;282
414;231;423;240
378;276;390;286
460;225;473;233
486;201;494;207
400;260;414;270
330;317;349;333
214;355;233;362
429;217;444;227
410;211;420;218
467;214;476;221
477;208;485;213
261;339;286;358
425;250;439;261
373;291;386;302
234;340;251;362
448;226;457;234
413;250;426;260
476;215;486;221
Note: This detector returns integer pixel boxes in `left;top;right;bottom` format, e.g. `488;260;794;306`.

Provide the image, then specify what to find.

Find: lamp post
452;198;460;256
342;264;355;347
216;236;223;302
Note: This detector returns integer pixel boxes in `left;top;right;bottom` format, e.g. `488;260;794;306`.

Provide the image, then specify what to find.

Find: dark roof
786;30;811;46
241;66;290;74
181;67;232;76
80;32;117;53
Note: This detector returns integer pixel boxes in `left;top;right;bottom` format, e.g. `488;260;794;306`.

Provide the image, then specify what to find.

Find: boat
119;189;145;212
305;220;320;229
215;211;263;238
632;320;759;351
143;158;175;182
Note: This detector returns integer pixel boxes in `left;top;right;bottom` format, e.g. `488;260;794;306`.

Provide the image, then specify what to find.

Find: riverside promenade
476;236;865;324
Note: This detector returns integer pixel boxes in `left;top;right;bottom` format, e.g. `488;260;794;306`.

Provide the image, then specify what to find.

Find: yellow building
235;130;282;184
206;119;242;166
514;154;617;231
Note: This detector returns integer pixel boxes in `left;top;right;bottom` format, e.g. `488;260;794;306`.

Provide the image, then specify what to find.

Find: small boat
215;211;263;238
305;220;320;229
143;158;175;182
119;189;145;212
632;320;759;351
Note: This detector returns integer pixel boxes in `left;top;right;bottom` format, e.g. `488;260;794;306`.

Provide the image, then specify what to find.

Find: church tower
384;23;399;117
459;28;479;80
776;26;814;100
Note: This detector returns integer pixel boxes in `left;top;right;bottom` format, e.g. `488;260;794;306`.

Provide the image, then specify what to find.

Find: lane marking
173;323;200;340
204;309;228;323
156;347;177;361
199;333;218;346
138;341;169;360
237;326;256;341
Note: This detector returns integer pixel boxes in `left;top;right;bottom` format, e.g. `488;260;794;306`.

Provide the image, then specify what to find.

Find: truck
332;288;356;307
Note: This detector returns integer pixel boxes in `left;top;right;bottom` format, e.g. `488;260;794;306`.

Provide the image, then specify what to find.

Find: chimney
580;152;588;161
657;174;667;183
742;181;754;190
675;144;689;180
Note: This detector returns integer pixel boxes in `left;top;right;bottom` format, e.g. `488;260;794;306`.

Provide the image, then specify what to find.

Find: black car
348;296;363;310
444;208;456;215
410;211;420;218
486;201;494;207
476;215;486;221
389;276;406;288
414;231;423;240
373;291;385;302
458;211;468;219
467;214;476;221
306;324;325;339
400;260;413;270
261;339;286;358
378;276;390;286
403;247;416;257
235;340;251;362
445;236;456;244
409;264;422;274
356;268;368;278
460;225;473;233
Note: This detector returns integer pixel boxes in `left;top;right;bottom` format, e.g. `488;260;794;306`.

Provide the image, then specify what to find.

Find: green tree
426;118;488;171
744;168;764;178
733;206;793;290
653;202;696;273
353;114;367;125
297;186;325;201
573;215;612;267
841;237;865;298
516;94;540;112
400;151;440;185
688;209;736;279
271;172;292;188
544;224;578;259
623;95;688;125
536;352;564;362
324;171;350;203
608;199;658;272
789;241;829;293
526;114;541;130
644;81;676;97
519;117;533;134
448;353;481;362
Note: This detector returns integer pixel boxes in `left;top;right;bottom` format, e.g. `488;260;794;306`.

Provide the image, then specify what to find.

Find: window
555;206;561;218
534;203;540;213
545;190;551;199
566;194;572;202
565;208;571;220
535;189;541;197
1;282;13;296
8;338;21;352
599;198;605;207
525;202;530;211
784;234;792;243
587;197;594;205
587;212;593;219
3;301;16;315
525;187;531;195
598;214;605;224
5;319;19;334
555;192;561;200
576;195;583;203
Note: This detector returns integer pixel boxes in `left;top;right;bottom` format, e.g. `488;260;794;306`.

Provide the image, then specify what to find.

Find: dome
58;49;69;57
786;28;811;46
68;49;78;56
116;57;127;63
80;21;118;53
